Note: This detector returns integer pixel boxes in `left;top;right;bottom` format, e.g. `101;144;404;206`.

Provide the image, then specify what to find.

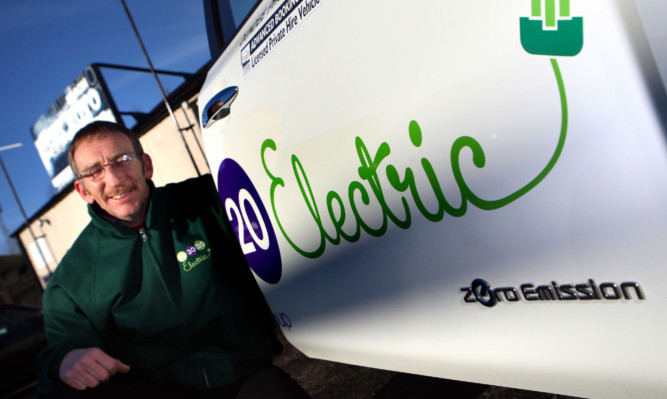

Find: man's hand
59;348;131;390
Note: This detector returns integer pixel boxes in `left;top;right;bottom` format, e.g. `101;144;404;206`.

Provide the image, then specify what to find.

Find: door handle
202;86;239;128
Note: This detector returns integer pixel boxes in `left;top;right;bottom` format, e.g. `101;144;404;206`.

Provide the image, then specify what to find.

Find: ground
274;328;583;399
9;328;584;399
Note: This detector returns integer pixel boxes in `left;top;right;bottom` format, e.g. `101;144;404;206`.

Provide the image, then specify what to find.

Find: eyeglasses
77;153;142;182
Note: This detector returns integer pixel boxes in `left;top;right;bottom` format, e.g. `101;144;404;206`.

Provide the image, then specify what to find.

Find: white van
198;1;667;398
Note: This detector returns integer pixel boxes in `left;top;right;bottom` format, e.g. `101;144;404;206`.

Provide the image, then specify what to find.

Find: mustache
105;186;134;198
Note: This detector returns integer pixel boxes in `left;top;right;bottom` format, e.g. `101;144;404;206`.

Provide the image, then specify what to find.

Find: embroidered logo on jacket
177;240;212;272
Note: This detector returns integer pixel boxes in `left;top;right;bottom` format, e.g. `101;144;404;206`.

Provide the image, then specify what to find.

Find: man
37;121;309;398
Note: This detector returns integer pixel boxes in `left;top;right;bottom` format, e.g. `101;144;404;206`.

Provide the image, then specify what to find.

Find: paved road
6;329;581;399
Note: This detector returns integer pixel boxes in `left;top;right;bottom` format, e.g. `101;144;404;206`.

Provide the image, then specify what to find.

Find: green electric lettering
261;3;580;259
262;58;568;259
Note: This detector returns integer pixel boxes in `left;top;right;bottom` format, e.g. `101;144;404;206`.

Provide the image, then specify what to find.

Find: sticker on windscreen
218;159;281;284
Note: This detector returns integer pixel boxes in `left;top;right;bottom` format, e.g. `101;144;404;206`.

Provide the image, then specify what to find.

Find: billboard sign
31;65;119;192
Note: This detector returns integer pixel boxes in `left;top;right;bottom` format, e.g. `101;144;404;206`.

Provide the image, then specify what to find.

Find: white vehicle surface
198;1;667;398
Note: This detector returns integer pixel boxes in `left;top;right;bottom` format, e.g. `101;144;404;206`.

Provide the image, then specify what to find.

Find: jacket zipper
139;227;210;388
138;228;182;319
202;364;210;388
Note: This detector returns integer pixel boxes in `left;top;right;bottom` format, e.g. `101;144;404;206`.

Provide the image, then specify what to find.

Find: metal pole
0;145;52;278
93;62;193;79
36;218;56;270
181;101;209;166
119;0;201;176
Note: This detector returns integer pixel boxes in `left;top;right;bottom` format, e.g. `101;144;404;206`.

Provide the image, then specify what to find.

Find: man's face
73;131;153;229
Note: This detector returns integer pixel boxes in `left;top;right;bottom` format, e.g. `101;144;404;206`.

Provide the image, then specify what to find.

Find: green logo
520;0;583;56
259;4;579;260
177;239;212;272
262;57;568;259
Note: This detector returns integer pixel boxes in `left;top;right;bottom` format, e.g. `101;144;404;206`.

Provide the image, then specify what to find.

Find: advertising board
31;65;119;192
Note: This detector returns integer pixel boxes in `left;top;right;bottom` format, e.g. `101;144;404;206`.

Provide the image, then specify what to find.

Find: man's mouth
108;188;132;200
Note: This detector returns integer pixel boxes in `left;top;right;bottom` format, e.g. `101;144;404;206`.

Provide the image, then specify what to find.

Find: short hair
68;121;144;176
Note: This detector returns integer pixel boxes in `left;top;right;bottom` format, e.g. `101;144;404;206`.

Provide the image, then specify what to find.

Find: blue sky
0;1;211;253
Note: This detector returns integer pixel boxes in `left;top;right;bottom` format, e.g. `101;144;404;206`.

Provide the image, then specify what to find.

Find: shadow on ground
273;328;583;399
6;327;583;399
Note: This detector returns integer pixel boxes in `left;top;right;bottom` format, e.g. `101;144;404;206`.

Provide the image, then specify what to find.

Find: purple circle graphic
218;158;282;284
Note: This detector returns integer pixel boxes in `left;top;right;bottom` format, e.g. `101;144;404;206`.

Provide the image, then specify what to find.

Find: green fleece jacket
38;175;277;394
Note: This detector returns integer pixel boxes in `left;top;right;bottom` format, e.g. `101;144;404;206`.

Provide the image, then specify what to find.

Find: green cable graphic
260;3;579;259
261;60;569;258
452;58;567;210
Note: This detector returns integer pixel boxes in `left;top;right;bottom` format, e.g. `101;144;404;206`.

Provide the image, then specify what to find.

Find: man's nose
102;163;124;184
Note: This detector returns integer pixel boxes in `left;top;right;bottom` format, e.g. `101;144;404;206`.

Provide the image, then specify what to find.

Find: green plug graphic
520;0;583;56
